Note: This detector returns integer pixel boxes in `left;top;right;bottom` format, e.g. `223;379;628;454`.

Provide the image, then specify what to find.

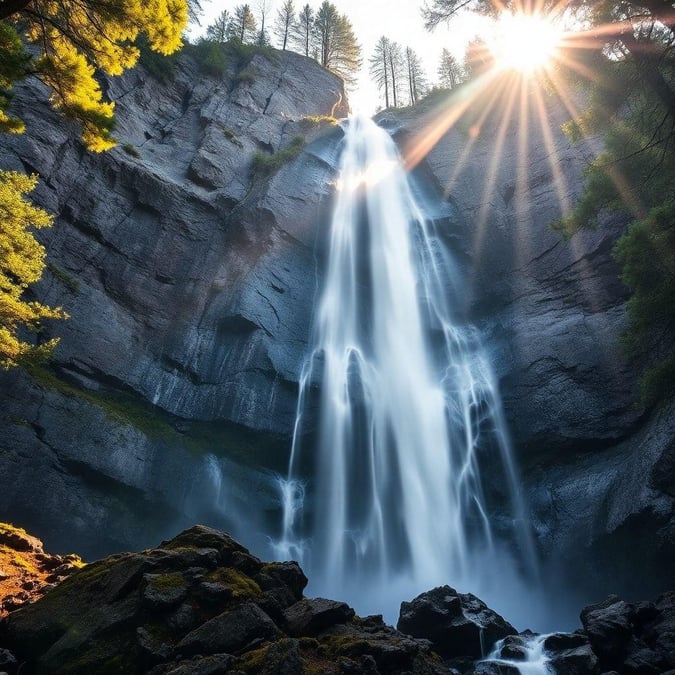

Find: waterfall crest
275;116;540;624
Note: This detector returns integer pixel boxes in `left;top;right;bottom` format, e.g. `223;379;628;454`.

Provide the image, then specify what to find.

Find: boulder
580;593;675;673
397;585;517;659
283;597;355;636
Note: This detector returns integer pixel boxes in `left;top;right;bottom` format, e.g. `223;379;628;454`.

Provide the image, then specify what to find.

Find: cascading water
275;116;543;627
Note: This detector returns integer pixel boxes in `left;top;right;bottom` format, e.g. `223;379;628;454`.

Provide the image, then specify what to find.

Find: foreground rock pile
0;526;445;674
0;525;674;674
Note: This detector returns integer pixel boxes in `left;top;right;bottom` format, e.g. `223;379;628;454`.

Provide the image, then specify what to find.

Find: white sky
193;1;485;113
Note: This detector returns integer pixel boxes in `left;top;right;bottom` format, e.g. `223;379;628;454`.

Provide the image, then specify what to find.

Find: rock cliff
0;49;673;610
0;47;346;557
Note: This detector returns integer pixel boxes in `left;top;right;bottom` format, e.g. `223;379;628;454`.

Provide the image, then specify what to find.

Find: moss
236;644;270;672
46;262;80;292
122;143;140;158
223;128;243;147
321;633;372;657
54;631;140;674
25;364;290;472
207;567;261;600
251;135;305;177
146;572;186;593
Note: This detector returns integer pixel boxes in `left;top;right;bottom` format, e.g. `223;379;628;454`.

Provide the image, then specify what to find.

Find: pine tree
405;47;428;105
256;0;270;47
386;40;403;107
0;171;66;369
231;4;257;44
206;10;231;44
369;36;391;108
294;4;314;57
274;0;296;51
313;2;361;83
0;0;189;151
438;47;464;88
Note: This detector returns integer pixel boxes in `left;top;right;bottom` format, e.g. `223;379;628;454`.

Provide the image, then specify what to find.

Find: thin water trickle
274;116;543;626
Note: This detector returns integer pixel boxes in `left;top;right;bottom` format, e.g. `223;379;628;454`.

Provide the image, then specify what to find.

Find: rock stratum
0;46;673;606
0;525;673;675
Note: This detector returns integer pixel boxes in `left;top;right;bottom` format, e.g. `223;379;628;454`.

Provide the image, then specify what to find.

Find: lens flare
487;13;564;73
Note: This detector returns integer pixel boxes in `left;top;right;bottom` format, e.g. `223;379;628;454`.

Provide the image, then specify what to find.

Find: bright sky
194;1;485;114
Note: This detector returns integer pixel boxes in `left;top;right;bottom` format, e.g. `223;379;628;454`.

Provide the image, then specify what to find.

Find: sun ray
441;75;518;196
470;72;521;266
402;69;501;171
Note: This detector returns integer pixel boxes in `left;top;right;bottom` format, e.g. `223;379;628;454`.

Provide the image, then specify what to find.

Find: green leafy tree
275;0;296;51
0;171;66;368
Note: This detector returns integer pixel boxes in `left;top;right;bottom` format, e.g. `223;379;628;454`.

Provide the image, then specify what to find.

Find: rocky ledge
1;524;674;674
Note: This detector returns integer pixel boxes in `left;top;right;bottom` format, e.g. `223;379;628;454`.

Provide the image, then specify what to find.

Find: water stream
274;115;544;627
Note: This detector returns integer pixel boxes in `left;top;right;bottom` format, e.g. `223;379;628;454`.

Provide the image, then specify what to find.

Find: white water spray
275;116;540;624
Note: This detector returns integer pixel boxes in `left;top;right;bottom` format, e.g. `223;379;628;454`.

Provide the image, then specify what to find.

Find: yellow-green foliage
0;171;67;369
2;0;188;151
301;115;338;126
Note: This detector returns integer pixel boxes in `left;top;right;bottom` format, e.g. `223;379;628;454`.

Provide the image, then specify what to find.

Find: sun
487;12;564;73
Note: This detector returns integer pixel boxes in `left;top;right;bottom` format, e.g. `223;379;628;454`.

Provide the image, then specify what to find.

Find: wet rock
284;597;355;636
397;585;517;659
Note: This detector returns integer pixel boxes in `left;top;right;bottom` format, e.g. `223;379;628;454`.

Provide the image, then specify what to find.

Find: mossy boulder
0;526;446;674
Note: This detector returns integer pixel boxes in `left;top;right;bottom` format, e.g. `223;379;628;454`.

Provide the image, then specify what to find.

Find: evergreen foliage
0;171;66;369
313;1;361;83
554;28;675;404
0;0;189;151
274;0;296;50
437;48;464;89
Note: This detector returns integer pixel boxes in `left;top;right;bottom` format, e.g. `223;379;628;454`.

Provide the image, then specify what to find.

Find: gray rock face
0;48;346;556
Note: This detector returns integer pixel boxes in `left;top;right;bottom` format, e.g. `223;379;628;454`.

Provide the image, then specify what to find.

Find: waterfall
275;115;541;625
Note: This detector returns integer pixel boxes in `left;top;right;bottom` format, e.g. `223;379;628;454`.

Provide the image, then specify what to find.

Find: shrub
251;135;305;177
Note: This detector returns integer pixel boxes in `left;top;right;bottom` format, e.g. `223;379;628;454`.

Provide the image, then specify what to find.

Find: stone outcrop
0;526;446;675
0;47;346;557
